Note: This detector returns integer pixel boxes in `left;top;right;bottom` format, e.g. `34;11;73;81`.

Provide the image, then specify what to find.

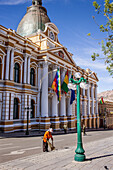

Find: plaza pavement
0;131;113;170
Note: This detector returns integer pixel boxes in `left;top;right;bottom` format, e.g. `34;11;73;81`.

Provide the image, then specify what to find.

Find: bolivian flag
100;97;104;104
52;69;61;101
61;70;69;94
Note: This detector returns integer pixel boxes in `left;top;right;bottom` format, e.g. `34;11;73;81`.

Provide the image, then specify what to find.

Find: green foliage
91;0;113;75
87;33;91;36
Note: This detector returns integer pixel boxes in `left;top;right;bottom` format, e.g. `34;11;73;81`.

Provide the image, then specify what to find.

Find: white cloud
73;56;106;71
99;76;113;83
0;0;30;5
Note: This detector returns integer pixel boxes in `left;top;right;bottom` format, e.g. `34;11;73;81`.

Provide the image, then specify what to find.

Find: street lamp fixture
68;73;89;162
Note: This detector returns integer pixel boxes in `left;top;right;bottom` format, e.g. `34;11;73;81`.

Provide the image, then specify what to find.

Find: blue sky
0;0;112;93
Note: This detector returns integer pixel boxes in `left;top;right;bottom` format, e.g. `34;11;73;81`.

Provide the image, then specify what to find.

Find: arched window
0;58;2;79
31;99;35;118
30;68;35;86
14;63;20;83
13;98;19;119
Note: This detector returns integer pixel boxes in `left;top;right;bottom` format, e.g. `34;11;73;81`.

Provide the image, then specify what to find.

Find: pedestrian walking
63;124;67;134
83;124;86;136
43;128;55;152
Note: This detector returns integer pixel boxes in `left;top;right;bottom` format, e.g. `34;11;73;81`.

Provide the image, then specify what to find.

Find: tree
88;0;113;75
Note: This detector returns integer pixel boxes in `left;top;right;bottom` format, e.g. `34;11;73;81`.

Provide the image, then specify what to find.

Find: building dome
17;0;50;37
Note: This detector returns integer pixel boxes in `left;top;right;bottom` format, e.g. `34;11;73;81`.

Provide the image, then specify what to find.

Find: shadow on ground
86;153;113;161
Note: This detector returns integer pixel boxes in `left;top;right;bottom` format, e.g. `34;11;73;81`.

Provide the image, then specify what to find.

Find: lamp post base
74;153;85;162
25;131;29;135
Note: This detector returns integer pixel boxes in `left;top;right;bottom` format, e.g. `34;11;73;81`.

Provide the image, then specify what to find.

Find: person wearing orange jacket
43;128;53;152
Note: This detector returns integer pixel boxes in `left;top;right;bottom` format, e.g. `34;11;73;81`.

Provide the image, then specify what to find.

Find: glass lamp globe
72;84;76;90
80;82;86;89
68;83;73;89
75;72;81;79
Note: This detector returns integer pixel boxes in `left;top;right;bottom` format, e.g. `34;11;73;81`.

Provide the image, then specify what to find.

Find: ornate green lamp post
68;72;89;162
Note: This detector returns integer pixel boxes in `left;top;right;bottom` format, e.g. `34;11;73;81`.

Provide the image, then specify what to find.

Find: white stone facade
0;8;99;133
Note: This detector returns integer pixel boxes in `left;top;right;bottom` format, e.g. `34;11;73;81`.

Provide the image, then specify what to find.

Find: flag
70;74;75;105
52;69;61;101
100;97;104;104
70;89;75;105
61;70;69;94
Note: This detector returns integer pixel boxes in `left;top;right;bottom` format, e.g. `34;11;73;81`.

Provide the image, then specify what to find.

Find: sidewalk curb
0;128;112;139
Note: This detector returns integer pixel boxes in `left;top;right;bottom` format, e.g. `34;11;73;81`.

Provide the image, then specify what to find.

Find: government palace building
0;0;99;133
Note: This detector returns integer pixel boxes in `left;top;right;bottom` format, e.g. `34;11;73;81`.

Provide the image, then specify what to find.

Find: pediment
86;69;98;81
44;23;59;34
92;72;98;81
49;47;75;65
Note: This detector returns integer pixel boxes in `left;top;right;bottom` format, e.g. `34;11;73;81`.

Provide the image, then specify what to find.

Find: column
0;93;2;120
24;94;28;119
52;95;58;117
83;89;87;116
5;47;11;80
10;48;14;81
21;64;23;83
27;57;30;84
95;84;99;128
82;89;85;116
91;84;94;115
10;93;14;120
41;62;48;117
87;82;90;115
21;94;25;119
52;65;58;117
60;68;66;116
37;64;41;117
67;97;72;116
67;71;72;116
0;103;1;120
2;55;5;80
2;92;6;120
95;85;98;114
23;55;27;84
28;95;31;119
60;94;66;116
4;92;10;120
36;68;38;87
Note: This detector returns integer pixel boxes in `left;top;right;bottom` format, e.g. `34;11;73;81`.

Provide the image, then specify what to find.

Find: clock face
49;31;55;40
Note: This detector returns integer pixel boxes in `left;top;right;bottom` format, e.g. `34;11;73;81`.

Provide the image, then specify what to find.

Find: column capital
11;48;14;52
42;61;49;67
23;53;28;58
62;67;67;72
6;46;11;52
51;64;57;70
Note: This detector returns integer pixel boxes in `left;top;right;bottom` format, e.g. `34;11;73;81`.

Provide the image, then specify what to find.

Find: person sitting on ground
43;128;53;152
